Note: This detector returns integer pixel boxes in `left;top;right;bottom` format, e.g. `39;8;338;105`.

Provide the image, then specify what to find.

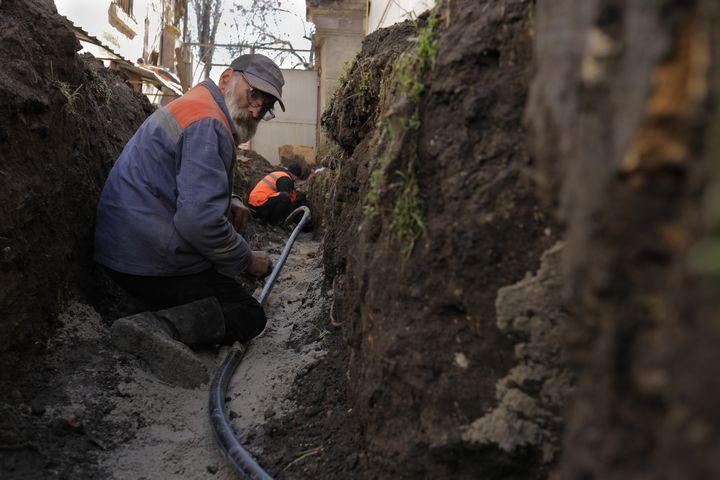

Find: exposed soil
2;0;720;479
0;230;330;480
317;1;561;477
527;1;720;478
233;148;276;202
0;0;153;361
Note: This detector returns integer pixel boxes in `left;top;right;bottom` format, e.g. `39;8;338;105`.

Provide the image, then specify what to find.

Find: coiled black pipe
209;206;311;480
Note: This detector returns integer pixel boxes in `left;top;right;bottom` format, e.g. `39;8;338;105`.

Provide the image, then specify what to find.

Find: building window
112;0;135;20
109;0;138;39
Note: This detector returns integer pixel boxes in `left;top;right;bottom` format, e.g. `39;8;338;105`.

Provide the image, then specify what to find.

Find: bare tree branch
191;0;225;79
187;0;314;75
231;0;315;69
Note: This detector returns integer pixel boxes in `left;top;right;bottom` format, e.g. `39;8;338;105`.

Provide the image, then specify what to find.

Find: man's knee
223;301;267;342
244;305;267;340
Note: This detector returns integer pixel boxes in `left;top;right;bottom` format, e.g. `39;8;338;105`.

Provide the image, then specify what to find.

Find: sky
195;0;313;69
53;0;313;80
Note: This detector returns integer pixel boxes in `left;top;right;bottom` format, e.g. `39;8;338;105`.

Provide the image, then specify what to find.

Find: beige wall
307;0;365;155
249;69;318;164
317;34;363;124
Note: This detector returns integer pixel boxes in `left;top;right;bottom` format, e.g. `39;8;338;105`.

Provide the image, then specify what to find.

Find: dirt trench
294;0;720;478
0;0;153;361
2;0;720;479
313;1;564;478
0;227;331;479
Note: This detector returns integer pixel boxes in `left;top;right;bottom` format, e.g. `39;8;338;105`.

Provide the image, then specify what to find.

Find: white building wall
317;34;363;126
367;0;435;33
248;69;318;164
143;0;166;62
306;0;365;155
55;0;148;62
54;1;182;66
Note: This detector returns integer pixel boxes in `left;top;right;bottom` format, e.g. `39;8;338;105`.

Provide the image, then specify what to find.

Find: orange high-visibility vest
248;171;297;207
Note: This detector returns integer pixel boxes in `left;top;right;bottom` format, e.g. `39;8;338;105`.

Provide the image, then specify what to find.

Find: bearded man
94;54;284;387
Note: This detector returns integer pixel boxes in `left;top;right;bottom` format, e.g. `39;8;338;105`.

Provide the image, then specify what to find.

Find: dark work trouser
105;267;266;343
252;192;302;225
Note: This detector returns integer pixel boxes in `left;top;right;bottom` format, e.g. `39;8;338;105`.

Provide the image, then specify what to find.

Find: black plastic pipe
209;349;272;480
258;206;311;305
209;206;311;480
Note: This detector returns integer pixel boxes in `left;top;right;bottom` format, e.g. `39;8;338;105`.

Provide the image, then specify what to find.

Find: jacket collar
200;79;239;144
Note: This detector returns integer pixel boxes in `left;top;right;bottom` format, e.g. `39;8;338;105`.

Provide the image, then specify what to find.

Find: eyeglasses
248;89;276;121
241;73;276;121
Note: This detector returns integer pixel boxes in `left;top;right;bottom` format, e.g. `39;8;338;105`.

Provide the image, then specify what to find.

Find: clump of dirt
316;1;562;478
304;168;334;237
0;0;152;363
0;1;153;477
0;303;138;479
463;243;572;464
233;147;275;201
320;20;418;154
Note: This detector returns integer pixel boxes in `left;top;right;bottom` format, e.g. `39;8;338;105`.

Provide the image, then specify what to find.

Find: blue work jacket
94;80;251;278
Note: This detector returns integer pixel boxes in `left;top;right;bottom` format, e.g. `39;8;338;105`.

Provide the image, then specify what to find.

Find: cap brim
243;71;286;112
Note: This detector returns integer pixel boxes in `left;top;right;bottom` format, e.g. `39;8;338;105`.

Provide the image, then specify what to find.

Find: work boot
111;297;226;388
155;297;226;346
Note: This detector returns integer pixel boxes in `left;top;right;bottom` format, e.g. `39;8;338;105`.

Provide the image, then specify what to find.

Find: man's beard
225;80;260;143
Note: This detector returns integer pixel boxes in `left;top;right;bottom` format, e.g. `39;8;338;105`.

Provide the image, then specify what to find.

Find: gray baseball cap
230;54;285;111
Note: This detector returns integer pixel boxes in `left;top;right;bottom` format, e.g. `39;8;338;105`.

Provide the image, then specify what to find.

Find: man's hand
230;196;251;232
247;251;272;278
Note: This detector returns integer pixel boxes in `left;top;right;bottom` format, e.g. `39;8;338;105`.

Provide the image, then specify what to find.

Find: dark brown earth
0;0;153;361
233;147;275;201
0;1;153;477
2;0;720;479
257;2;564;479
528;1;720;478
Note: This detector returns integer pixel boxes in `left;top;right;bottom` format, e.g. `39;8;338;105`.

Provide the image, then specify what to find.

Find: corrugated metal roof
61;15;183;97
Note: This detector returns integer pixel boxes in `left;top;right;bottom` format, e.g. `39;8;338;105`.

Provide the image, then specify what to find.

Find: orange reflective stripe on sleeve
165;84;232;135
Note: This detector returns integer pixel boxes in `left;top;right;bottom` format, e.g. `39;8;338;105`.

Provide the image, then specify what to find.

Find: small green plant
332;59;378;118
89;71;112;108
394;9;440;102
358;63;374;114
394;53;419;99
335;56;358;89
376;75;391;114
55;80;83;114
409;112;421;130
364;100;421;219
416;13;440;72
363;112;401;218
363;169;383;216
392;167;425;256
50;61;84;115
361;1;441;244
